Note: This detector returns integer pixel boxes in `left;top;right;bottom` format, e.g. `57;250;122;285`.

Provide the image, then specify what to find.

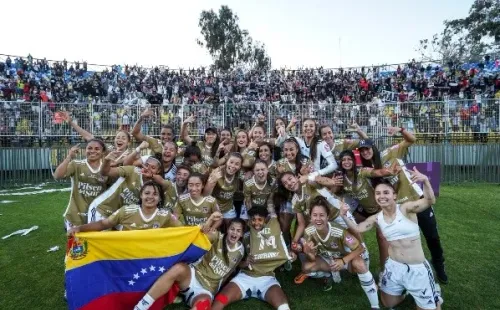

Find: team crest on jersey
330;241;338;248
202;206;209;213
69;238;88;260
152;222;160;229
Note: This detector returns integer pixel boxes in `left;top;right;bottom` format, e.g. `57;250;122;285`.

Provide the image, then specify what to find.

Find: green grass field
1;184;499;310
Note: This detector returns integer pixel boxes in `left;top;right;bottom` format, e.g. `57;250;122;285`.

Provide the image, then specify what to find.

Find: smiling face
341;155;354;171
114;131;130;151
225;155;242;176
283;141;298;161
205;131;217;145
160;127;174;143
85;141;104;161
280;173;299;192
236;131;248;148
258;144;272;162
175;167;190;188
310;205;329;231
140;185;160;208
250;214;266;231
187;175;203;198
302;119;316;139
142;158;161;176
275;118;285;132
374;183;397;208
220;129;232;141
320;126;334;145
252;126;265;141
226;221;244;246
359;147;374;160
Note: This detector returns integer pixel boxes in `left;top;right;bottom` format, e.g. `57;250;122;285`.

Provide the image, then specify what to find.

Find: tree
197;5;271;71
417;0;500;64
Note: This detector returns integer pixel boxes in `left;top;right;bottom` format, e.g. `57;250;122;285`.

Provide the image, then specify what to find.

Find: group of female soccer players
58;109;447;310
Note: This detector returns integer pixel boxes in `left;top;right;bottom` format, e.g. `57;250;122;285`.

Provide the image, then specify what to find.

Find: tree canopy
197;5;271;71
417;0;500;64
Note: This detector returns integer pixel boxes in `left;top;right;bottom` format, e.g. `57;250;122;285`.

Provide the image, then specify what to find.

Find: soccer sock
134;293;155;310
358;271;379;309
361;242;370;269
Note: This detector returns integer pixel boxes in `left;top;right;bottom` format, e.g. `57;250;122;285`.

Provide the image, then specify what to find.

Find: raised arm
62;111;94;142
203;168;222;196
339;203;377;234
401;167;436;214
123;141;149;166
53;145;79;179
388;126;416;148
180;115;196;145
363;162;401;178
131;108;154;142
101;152;122;178
349;121;369;139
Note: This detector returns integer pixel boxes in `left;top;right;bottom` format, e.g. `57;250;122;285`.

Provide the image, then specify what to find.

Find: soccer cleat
322;277;333;291
294;272;309;284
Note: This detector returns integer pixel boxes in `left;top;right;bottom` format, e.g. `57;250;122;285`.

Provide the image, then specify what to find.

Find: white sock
134;293;155;310
277;303;290;310
358;271;379;308
361;242;370;269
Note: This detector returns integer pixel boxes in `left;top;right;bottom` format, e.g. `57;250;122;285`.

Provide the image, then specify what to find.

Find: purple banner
405;162;441;197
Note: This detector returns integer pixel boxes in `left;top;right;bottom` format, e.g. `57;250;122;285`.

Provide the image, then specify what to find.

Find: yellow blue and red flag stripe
65;227;211;310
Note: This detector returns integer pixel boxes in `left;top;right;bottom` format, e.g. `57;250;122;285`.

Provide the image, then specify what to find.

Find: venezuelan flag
65;227;211;310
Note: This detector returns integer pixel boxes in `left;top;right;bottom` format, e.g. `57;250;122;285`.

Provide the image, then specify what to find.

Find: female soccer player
257;142;277;179
54;140;108;229
61;111;131;166
243;160;275;213
276;138;312;175
69;181;199;232
358;129;448;284
181;115;220;168
204;153;243;226
319;122;368;161
133;218;246;310
301;197;379;309
280;118;338;177
152;164;191;210
211;207;293;310
86;151;163;223
173;173;221;227
125;141;179;182
340;169;443;310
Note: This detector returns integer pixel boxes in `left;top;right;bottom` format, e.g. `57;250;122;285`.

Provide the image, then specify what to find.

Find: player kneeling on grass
68;181;220;233
300;196;380;309
340;168;443;310
211;206;294;310
133;218;246;310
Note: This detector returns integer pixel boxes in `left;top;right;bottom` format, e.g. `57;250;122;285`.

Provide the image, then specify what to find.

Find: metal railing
0;100;499;187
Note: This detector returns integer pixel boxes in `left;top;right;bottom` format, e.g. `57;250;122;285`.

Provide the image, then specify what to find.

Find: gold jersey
107;204;182;231
194;232;244;293
94;166;144;217
212;174;239;213
292;183;341;222
304;222;360;260
197;141;215;168
342;168;379;214
242;217;291;277
163;180;186;211
243;177;275;211
276;157;312;174
331;139;360;161
381;142;423;203
173;194;219;226
63;159;108;226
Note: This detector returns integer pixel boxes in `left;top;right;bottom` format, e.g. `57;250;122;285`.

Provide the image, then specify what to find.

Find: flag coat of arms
65;227;211;310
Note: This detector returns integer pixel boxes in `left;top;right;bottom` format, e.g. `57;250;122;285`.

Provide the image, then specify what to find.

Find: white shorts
180;267;213;307
230;272;280;300
280;201;293;214
330;210;356;229
381;258;441;310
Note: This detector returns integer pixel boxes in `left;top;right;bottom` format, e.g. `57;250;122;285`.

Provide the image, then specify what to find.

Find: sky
2;0;473;70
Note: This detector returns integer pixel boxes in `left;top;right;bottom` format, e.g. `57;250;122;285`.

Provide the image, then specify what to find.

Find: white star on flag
140;268;147;275
158;266;165;273
128;280;135;286
133;273;140;280
149;265;156;271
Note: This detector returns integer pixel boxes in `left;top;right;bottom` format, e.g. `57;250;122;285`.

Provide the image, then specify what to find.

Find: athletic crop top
376;205;420;242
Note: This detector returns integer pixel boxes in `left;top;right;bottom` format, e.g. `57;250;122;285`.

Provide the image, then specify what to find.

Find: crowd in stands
1;53;500;146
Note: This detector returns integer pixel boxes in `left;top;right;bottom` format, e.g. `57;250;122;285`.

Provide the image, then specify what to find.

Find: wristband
135;147;141;153
341;258;346;265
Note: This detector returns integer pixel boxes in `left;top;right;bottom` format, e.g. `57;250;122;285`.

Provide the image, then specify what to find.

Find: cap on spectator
358;139;374;149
